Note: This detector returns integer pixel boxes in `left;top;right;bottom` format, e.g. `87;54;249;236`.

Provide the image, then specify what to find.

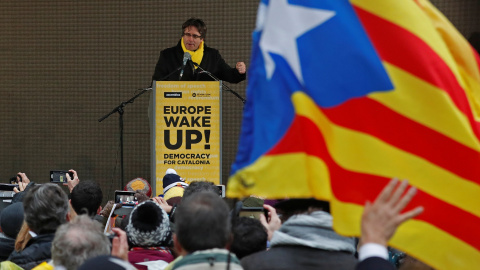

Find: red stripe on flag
268;115;480;251
323;96;480;185
353;6;480;141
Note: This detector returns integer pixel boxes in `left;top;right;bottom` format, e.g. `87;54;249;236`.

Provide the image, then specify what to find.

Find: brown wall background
1;0;478;202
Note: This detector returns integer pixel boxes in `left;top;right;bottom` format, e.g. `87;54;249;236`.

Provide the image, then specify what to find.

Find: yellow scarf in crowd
181;37;204;68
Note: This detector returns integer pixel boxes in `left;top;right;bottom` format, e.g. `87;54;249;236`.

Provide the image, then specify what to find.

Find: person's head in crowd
0;202;24;239
7;184;70;269
79;255;136;270
9;175;19;184
274;198;330;223
23;183;69;234
181;18;207;51
125;200;172;248
0;203;24;261
71;180;103;217
52;215;111;270
163;169;188;205
182;181;219;200
174;192;230;254
231;217;268;259
125;177;152;197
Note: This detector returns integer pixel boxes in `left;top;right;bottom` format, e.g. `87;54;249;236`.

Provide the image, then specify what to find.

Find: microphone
189;59;196;75
179;52;191;80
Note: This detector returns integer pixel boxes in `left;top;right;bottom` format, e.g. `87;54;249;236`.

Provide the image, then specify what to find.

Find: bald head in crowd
52;215;111;270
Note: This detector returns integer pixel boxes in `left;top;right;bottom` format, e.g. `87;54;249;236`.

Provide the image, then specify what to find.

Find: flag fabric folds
227;0;480;269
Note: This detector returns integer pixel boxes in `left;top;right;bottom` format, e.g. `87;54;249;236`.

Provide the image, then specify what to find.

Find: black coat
152;41;246;83
355;257;395;270
7;233;55;270
241;245;357;270
0;235;15;261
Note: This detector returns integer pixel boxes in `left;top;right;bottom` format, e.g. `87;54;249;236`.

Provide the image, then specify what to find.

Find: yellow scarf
181;37;204;69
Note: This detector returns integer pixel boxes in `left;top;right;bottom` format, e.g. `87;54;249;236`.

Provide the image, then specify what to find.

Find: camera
114;190;138;207
10;175;20;184
50;171;74;183
105;232;117;244
216;185;225;197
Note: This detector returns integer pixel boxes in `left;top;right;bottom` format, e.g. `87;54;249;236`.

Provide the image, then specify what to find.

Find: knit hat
125;201;172;247
78;255;136;270
0;202;24;239
162;169;188;201
125;177;152;197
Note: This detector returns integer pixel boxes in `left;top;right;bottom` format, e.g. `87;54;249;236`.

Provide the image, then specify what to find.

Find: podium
150;81;222;195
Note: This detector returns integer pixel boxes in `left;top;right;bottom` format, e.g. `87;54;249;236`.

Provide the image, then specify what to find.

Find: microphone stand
98;66;182;189
191;61;247;104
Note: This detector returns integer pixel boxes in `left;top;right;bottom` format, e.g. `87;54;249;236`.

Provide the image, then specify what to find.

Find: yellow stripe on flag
350;0;466;90
292;91;480;218
227;153;333;200
460;66;480;122
416;0;480;121
416;0;480;84
331;199;480;270
369;63;480;151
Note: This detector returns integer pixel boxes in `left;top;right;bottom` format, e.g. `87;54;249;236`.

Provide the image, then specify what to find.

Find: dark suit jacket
0;236;15;261
241;245;357;270
8;233;55;270
355;257;395;270
152;41;246;83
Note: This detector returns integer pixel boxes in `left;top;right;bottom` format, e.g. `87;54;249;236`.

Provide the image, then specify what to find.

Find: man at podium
152;18;246;83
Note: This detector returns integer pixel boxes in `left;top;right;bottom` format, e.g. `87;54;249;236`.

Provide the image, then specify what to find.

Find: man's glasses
183;33;202;40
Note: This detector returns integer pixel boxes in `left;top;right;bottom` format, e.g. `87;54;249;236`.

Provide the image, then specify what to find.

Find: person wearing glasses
152;18;246;83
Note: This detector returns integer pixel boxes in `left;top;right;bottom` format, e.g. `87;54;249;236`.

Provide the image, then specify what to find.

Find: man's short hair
52;215;111;270
274;198;330;222
175;192;230;253
23;183;69;234
71;181;103;217
231;217;268;259
182;18;207;39
182;181;218;200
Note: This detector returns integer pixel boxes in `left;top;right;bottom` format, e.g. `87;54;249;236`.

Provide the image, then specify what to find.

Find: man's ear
225;233;233;251
97;205;102;215
66;208;73;222
173;233;187;256
67;200;77;222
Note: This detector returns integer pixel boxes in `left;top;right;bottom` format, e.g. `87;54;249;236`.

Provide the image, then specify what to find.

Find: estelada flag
227;0;480;269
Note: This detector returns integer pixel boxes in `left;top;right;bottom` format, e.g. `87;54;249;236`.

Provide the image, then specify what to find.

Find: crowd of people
0;16;437;270
0;168;425;270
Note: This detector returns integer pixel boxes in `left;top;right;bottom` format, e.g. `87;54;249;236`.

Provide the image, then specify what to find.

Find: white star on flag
259;0;335;84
